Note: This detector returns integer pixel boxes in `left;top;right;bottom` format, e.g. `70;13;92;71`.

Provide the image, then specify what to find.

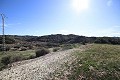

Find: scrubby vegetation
0;34;120;79
0;50;35;70
1;55;11;65
0;36;15;44
94;37;120;44
53;47;60;52
35;48;50;57
0;46;10;51
67;44;120;80
0;34;120;45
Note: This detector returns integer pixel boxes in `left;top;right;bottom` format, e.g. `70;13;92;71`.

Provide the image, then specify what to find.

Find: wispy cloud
107;0;112;7
0;23;22;28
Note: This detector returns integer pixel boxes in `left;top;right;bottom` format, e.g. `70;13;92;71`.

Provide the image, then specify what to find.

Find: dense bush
1;54;25;66
94;37;120;45
1;55;11;65
29;55;36;59
36;48;49;57
53;47;60;52
10;55;24;63
0;63;6;71
81;42;86;45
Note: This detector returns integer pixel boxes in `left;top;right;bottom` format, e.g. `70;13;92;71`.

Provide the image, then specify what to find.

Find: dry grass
0;50;35;70
68;44;120;80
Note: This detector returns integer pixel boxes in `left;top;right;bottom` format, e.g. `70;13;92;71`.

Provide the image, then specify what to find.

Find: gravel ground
0;48;80;80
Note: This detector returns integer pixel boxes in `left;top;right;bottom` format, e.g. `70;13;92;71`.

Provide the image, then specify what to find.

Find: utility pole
1;14;5;53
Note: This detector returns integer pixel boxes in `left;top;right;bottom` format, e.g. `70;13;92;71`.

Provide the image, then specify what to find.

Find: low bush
81;42;86;45
1;55;11;65
0;50;36;71
10;55;24;63
53;47;60;52
62;44;73;50
1;55;25;65
29;55;36;59
0;63;6;71
36;48;49;57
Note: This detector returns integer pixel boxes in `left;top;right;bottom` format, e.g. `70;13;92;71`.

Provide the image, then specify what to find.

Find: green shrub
81;42;86;45
53;47;60;52
1;55;11;65
10;55;24;63
62;44;73;50
36;48;49;57
29;55;36;59
1;55;25;66
0;63;6;71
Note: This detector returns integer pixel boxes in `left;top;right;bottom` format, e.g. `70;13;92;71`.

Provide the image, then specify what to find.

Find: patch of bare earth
0;45;90;80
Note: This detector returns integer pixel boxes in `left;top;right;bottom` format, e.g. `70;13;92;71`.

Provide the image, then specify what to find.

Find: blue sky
0;0;120;37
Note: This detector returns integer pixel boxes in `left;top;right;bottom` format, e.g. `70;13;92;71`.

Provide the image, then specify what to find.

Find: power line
1;14;6;53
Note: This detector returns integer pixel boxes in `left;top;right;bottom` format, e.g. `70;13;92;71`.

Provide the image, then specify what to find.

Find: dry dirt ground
0;45;89;80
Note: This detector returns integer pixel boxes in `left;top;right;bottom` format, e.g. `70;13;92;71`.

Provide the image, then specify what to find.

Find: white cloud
107;0;112;7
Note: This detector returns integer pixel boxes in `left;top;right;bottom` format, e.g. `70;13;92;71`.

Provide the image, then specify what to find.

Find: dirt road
0;48;82;80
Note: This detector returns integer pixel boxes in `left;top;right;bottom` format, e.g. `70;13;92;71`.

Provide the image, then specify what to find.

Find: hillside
0;44;120;80
0;44;88;80
0;34;120;45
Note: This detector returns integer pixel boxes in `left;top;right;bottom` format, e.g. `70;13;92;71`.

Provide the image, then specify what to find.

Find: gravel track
0;49;80;80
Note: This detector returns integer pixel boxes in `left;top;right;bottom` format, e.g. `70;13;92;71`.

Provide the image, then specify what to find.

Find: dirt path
0;44;92;80
0;48;81;80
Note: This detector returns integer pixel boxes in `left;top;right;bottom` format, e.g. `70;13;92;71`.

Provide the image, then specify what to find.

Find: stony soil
0;48;83;80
